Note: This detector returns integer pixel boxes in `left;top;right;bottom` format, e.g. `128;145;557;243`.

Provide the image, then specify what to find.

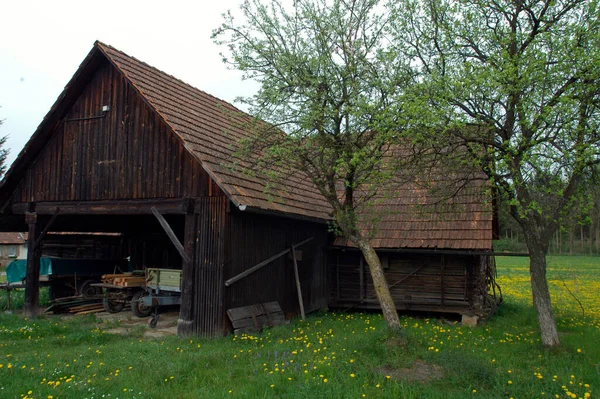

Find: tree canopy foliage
213;0;428;329
393;0;600;346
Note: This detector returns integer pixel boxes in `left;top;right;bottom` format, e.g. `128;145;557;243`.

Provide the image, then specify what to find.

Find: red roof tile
0;232;27;244
96;42;332;221
97;42;493;250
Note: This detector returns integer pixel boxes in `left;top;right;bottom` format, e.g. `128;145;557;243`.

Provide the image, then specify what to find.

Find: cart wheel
78;280;102;298
103;298;125;313
148;315;159;328
131;291;153;318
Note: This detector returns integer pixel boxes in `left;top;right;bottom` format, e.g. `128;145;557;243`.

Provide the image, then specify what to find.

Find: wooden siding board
10;61;214;203
223;209;328;328
193;197;227;336
329;251;477;314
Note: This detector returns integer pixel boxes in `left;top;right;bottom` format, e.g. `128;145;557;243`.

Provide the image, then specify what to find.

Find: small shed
330;177;499;317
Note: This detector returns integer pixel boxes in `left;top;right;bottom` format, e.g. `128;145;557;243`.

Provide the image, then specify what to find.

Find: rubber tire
103;298;125;313
78;280;102;298
131;290;153;318
147;315;159;328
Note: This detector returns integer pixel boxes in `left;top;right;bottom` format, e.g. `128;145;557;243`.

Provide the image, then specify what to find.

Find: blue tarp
6;258;126;283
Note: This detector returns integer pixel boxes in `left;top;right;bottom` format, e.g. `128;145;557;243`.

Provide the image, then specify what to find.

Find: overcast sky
0;0;257;169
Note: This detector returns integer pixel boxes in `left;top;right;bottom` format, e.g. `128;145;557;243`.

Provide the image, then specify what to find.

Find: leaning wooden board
227;302;287;334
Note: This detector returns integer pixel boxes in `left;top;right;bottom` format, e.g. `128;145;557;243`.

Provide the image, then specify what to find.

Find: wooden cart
139;268;182;327
91;272;152;317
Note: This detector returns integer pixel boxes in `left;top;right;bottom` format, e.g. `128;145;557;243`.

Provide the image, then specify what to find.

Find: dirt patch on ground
376;360;444;383
98;311;179;338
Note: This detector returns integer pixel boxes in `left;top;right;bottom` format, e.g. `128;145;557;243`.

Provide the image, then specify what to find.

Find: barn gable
11;59;218;204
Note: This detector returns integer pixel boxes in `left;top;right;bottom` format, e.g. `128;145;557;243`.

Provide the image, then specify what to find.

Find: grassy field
0;256;598;399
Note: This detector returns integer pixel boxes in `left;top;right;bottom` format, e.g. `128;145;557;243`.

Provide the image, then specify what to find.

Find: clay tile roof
0;232;27;244
96;42;492;250
96;42;332;221
334;175;493;250
0;41;492;250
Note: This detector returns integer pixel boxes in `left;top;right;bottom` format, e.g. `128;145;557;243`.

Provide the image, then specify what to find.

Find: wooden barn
0;42;497;336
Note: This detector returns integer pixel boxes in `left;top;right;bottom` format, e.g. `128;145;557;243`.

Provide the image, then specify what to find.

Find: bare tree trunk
355;238;401;331
528;247;560;346
569;229;574;255
558;230;562;255
580;225;584;253
590;220;593;256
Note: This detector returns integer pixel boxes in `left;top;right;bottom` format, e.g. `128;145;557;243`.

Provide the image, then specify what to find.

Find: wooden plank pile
102;273;146;287
227;301;287;334
67;302;105;315
45;296;103;314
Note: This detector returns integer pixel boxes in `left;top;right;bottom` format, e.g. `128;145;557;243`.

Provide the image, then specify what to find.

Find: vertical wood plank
178;199;197;336
23;210;40;318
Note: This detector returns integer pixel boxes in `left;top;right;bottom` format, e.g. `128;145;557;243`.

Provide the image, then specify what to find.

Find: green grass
0;256;598;399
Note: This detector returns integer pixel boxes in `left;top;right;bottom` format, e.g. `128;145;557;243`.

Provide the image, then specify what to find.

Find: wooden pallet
227;301;287;334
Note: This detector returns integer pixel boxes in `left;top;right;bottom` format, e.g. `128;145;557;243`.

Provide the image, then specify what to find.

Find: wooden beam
178;199;197;337
12;199;189;215
151;207;190;264
23;211;41;318
291;245;305;321
225;237;314;287
33;208;60;250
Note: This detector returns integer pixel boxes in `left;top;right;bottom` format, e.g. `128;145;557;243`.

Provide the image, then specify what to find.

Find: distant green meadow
0;256;597;398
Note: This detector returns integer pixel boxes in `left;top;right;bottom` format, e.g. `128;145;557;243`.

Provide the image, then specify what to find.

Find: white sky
0;0;257;168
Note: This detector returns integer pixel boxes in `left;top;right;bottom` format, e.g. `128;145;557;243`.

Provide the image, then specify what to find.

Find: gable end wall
12;60;222;203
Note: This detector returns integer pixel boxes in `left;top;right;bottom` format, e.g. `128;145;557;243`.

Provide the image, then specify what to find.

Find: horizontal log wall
12;60;222;203
223;209;329;328
330;251;477;314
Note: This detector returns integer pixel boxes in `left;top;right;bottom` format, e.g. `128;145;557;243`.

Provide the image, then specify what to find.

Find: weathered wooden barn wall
222;208;329;327
11;60;222;204
329;251;479;314
192;196;227;337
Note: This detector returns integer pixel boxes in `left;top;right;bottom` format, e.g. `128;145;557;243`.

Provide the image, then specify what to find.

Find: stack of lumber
102;273;146;287
45;296;103;314
68;302;104;315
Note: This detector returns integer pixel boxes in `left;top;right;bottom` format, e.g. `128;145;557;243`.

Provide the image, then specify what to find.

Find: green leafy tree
393;0;600;345
213;0;426;330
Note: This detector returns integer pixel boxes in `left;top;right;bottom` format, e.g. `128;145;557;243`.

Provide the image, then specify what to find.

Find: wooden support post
23;209;41;318
6;284;12;312
291;246;305;321
178;199;196;337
